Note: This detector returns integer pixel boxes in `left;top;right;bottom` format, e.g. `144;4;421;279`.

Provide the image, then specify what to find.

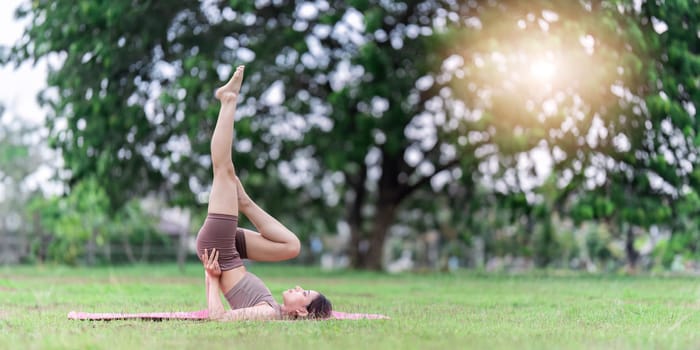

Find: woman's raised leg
236;177;302;261
207;65;245;216
201;66;247;295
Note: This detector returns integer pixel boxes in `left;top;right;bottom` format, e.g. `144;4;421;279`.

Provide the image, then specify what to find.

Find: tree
639;0;700;268
0;112;47;263
7;0;678;270
567;0;700;271
27;177;110;265
422;0;658;270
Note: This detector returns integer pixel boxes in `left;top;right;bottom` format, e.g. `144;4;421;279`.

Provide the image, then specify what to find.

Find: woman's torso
219;265;247;294
223;271;279;313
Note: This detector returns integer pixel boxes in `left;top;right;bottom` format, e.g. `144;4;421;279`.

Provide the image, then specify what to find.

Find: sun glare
529;60;557;82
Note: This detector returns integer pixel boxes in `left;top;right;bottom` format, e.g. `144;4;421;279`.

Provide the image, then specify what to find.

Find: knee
284;237;301;260
213;163;236;178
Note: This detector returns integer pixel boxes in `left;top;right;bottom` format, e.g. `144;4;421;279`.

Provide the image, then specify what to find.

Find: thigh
240;228;293;262
208;169;239;215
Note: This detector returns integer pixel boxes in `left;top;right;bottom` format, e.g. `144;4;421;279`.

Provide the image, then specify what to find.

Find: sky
0;0;61;196
0;0;46;126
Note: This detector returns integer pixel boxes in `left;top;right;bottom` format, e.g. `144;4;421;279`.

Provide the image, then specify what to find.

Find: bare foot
215;65;245;100
234;176;253;209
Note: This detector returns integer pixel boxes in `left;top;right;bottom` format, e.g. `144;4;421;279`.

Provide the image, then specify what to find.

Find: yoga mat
67;310;389;321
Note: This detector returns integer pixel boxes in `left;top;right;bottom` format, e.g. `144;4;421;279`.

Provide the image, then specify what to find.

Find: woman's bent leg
235;177;301;261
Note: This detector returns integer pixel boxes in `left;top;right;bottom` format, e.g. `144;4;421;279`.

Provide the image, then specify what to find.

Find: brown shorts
196;213;247;271
235;228;247;259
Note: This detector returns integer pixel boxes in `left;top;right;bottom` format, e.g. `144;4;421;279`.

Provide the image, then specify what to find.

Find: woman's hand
201;248;222;278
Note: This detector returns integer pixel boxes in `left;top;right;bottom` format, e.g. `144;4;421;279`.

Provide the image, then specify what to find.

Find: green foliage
26;179;168;265
27;178;109;265
10;1;200;210
654;189;700;268
106;200;171;264
0;122;41;183
639;0;700;257
585;226;613;263
0;121;49;263
110;201;157;245
532;218;557;267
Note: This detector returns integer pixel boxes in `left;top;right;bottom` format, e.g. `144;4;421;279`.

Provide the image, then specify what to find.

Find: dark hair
306;293;332;319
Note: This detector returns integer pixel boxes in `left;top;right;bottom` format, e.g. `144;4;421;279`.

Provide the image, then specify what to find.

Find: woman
196;65;332;321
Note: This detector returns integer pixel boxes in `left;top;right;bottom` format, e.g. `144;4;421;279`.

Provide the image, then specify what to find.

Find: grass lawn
1;263;700;349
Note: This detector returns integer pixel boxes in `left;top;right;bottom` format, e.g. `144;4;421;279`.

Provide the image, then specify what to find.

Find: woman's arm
203;248;277;321
204;272;210;308
202;249;224;317
214;305;278;321
206;270;227;318
201;249;217;308
207;272;277;321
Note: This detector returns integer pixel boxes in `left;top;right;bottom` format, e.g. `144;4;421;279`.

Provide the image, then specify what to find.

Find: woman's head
282;285;332;319
306;292;332;318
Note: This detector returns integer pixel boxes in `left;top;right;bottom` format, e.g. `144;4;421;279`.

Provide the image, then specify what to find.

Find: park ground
1;264;700;349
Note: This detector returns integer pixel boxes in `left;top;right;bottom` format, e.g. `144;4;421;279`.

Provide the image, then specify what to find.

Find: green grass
2;264;700;350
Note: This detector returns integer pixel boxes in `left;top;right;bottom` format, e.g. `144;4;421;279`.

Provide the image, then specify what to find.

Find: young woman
196;65;332;321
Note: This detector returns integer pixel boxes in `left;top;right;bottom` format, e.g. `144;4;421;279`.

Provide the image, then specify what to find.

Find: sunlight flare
529;59;557;82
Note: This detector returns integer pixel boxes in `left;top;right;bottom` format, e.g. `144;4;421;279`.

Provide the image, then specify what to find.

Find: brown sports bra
223;272;280;316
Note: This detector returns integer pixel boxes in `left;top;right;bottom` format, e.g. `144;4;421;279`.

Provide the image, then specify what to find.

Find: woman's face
282;285;319;310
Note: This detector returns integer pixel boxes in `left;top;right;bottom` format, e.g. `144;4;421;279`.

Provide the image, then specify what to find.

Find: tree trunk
140;229;151;263
103;236;111;264
0;219;6;263
86;229;97;266
348;224;367;268
350;150;403;270
346;163;368;268
177;228;186;273
33;212;48;263
625;224;639;273
123;236;136;264
361;201;398;270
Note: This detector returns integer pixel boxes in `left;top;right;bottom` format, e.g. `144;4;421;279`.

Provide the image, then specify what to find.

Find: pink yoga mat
67;310;389;321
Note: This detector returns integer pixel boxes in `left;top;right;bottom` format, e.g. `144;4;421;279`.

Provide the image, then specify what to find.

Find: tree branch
397;158;461;202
